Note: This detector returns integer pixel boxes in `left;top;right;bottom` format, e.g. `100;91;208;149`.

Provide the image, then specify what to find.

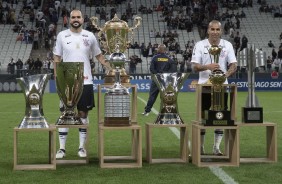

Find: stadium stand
0;0;281;74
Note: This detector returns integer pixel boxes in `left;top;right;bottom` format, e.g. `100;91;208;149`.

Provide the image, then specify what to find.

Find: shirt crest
83;39;90;47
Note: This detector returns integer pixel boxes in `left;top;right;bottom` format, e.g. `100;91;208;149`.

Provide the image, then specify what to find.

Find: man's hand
207;63;220;71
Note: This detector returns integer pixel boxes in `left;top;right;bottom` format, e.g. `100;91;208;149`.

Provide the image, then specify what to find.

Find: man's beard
71;22;82;29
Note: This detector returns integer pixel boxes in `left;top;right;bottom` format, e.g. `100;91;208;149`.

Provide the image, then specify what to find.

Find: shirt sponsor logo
157;58;168;62
82;34;88;37
65;34;71;38
83;39;90;47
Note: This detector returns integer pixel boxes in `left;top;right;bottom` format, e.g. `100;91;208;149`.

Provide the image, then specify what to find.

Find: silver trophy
104;47;131;126
55;62;84;125
152;73;189;125
17;74;51;128
239;44;264;123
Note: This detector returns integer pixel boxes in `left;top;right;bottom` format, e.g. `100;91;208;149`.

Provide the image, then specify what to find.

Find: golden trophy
55;62;84;125
90;14;142;84
203;45;234;126
91;14;141;126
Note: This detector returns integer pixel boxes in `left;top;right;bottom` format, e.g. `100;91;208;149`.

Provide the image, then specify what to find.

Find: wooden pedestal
98;124;142;168
56;124;89;164
192;122;239;167
14;125;56;170
97;84;137;125
195;84;237;122
237;122;277;163
145;123;189;164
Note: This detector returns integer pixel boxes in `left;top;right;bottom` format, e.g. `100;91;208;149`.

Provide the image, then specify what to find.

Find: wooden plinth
14;125;56;170
55;124;89;164
98;124;142;168
145;123;189;164
237;122;277;163
192;122;239;167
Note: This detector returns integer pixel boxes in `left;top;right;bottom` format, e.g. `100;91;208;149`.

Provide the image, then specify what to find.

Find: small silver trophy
17;74;51;128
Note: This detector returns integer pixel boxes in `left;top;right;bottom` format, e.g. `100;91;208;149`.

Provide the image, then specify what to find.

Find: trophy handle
129;16;142;31
128;16;142;46
90;16;101;31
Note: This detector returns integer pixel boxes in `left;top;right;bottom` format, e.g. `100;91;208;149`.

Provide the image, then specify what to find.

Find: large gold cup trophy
202;45;234;126
90;14;141;84
91;14;141;126
55;62;84;125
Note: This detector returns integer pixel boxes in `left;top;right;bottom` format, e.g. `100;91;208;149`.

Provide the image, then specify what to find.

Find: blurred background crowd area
0;0;282;77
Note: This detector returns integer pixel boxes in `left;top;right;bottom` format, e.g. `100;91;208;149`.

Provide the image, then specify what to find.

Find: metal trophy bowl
104;51;131;126
90;14;142;84
55;62;84;125
202;45;234;126
152;73;189;125
17;74;51;128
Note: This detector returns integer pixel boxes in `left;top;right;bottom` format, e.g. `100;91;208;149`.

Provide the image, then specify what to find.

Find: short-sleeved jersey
191;39;237;84
53;29;101;84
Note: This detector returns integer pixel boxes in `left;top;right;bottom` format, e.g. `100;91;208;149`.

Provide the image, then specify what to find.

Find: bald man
191;20;237;155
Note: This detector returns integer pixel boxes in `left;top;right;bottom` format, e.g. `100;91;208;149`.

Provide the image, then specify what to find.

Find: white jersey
191;39;237;84
53;29;101;84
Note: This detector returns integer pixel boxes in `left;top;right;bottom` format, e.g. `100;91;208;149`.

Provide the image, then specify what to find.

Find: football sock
79;118;88;149
214;129;224;150
79;128;87;149
200;130;205;148
58;128;69;150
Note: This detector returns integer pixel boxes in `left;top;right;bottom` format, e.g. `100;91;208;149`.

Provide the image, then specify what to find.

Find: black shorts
77;84;95;112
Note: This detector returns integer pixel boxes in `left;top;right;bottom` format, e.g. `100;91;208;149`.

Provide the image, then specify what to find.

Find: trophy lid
104;14;129;30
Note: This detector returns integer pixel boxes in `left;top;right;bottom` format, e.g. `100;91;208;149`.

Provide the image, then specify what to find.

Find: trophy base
202;110;234;126
154;113;184;125
56;117;83;125
104;117;130;126
19;117;49;128
242;107;263;123
104;75;130;85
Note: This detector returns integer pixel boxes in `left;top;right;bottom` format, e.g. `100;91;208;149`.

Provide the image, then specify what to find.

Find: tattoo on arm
226;63;237;78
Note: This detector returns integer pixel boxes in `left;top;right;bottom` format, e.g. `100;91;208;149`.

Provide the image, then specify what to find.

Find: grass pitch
0;91;281;184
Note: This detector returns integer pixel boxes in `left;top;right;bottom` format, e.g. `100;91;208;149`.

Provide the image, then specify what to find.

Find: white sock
200;130;205;148
79;118;88;149
58;128;69;150
214;129;223;150
79;128;87;149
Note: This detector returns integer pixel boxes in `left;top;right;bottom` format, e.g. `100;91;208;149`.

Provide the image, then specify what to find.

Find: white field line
137;96;238;184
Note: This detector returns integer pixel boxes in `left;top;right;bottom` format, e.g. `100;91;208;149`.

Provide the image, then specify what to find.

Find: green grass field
0;91;281;184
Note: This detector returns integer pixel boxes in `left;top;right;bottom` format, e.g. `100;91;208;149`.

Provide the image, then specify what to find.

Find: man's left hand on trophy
104;61;113;75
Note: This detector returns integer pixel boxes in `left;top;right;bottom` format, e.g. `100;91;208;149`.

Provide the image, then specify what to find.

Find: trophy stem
114;68;122;85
